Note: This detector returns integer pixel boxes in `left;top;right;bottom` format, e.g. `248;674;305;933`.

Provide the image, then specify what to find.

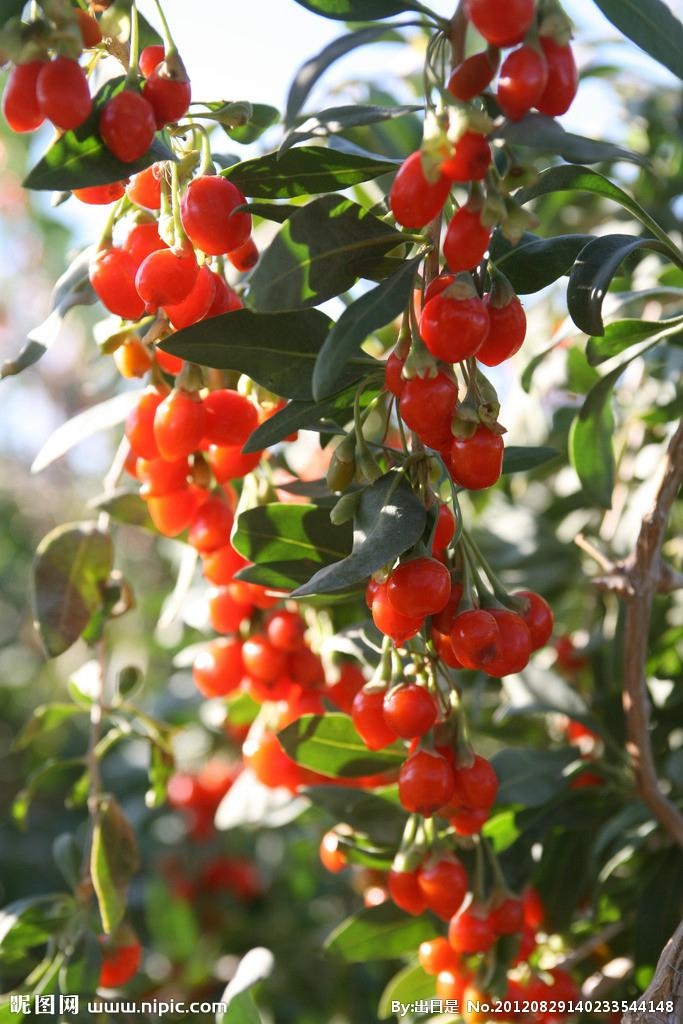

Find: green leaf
501;446;561;474
313;257;419;399
13;703;87;750
291;472;427;597
224;146;397;199
378;962;435;1019
145;878;200;963
305;784;406;845
0;894;76;958
567;234;671;336
492;748;578;807
515;164;677;258
53;833;83;890
232;504;353;587
218;947;274;1024
586;314;683;365
282;103;422;151
1;248;96;380
31;522;114;658
243;384;374;453
31;391;140;473
535;827;593;932
91;797;140;934
160;308;374;400
146;742;175;809
219;102;280;144
98;0;162;50
278;713;406;777
241;201;300;223
59;930;102;997
286;26;395;126
0;0;25;20
249;195;406;312
13;759;85;827
88;489;155;530
496;113;647;166
592;0;683;82
291;0;428;20
324;902;438;962
220;991;263;1024
490;231;594;294
24;77;174;192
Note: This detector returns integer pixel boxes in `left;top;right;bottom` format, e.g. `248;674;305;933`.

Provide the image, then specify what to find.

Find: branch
621;919;683;1024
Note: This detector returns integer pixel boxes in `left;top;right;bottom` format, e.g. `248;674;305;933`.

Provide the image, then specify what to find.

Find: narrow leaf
13;704;87;750
490;231;594;294
567;234;670;336
586;314;683;365
89;489;155;530
492;748;578;807
31;522;114;658
91;797;140;934
325;902;438;962
0;894;76;954
501;446;561;474
31;391;139;473
496;113;647;166
378;963;434;1018
313;257;419;399
224;146;397;199
286;26;394;126
249;195;406;312
278;713;406;777
218;102;279;144
291;472;426;597
291;0;427;21
282;103;422;151
243;384;371;453
592;0;683;82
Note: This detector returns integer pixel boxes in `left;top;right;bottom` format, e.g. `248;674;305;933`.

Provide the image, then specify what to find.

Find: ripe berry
188;496;233;553
351;687;399;751
125;387;164;459
490;896;524;935
522;886;545;930
73;182;125;205
418;855;468;919
203;389;259;448
387;557;451;618
206;272;243;316
319;830;347;873
137;455;189;497
143;63;192;128
433;503;456;553
192;637;244;698
98;938;141;988
536;37;578;117
267;610;306;653
384;351;406;397
389;150;451;228
382;684;438;739
476;291;527;366
228;236;259;272
399;372;459;450
418;937;461;976
153;388;207;461
450;609;499;670
450;753;498;810
447;805;489;835
90;248;145;321
514;589;553;649
242;634;288;683
2;62;46;132
37;57;92;130
126;164;162;209
76;9;103;48
123;222;167;266
398;748;455;815
325;661;365;714
207;443;262;482
448;50;498;102
446;425;503;490
436;965;474;1003
448;903;497;954
146;485;207;537
208;586;252;634
442;206;492;273
243;729;307;792
388;867;427;915
202;541;247;584
420;288;490;364
138;44;165;78
163;265;217;329
181;176;251;256
369;580;423;646
135;246;199;311
465;0;535;48
100;90;156;163
497;45;548;121
440;131;491;183
113;337;152;378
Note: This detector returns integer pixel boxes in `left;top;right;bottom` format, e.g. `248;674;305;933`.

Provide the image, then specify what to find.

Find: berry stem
151;0;179;58
126;1;140;83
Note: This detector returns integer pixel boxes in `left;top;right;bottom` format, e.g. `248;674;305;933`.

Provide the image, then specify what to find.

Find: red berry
514;589;553;649
420;287;490;363
163;264;217;329
447;50;498;102
155;349;184;376
126;164;162;209
73;182;125;205
153;388;207;461
207;443;262;482
192;637;244;698
451;609;499;670
382;684;438;739
440;131;492;183
451;753;498;810
203;389;259;448
418;937;461;976
447;805;489;835
398;749;455;815
389;150;451;228
243;729;306;792
484;609;532;676
77;10;103;49
267;610;306;653
143;64;191;128
228;236;259;272
181;176;251;256
447;425;503;490
369;580;424;646
351;688;399;751
138;44;165;78
100;90;156;163
418;855;468;919
497;45;548;121
384;351;406;397
125;387;164;459
465;0;535;48
2;62;46;132
90;248;145;321
476;291;527;366
146;485;207;537
123;222;167;266
37;57;92;130
208;586;252;634
188;496;233;553
387;557;451;618
202;542;247;585
388;867;427;915
443;206;492;273
522;886;545;930
205;272;243;316
137;455;189;497
490;896;524;935
433;504;456;553
242;634;288;683
448;903;497;954
536;37;578;117
319;830;347;874
399;372;459;450
98;938;141;988
135;246;199;312
436;965;473;1003
325;662;366;714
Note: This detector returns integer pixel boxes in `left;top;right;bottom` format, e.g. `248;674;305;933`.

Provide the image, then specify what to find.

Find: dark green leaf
567;234;670;336
501;446;561;474
232;504;353;586
634;848;683;969
586;315;683;365
1;248;96;381
53;834;83;890
278;713;406;777
91;797;140;934
291;472;426;597
160;308;374;400
282;103;422;151
313;257;419;399
219;102;280;144
492;748;578;807
59;931;102;996
24;78;174;192
13;759;86;827
31;522;114;658
0;0;25;20
496;113;647;166
243;384;371;452
32;391;140;472
490;231;594;294
0;894;76;957
234;561;317;590
324;902;438;962
592;0;683;82
221;991;263;1024
89;489;155;530
286;26;397;126
304;785;405;844
249;195;406;312
291;0;428;20
535;828;592;932
225;146;397;199
13;703;86;750
241;201;300;223
378;962;435;1019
